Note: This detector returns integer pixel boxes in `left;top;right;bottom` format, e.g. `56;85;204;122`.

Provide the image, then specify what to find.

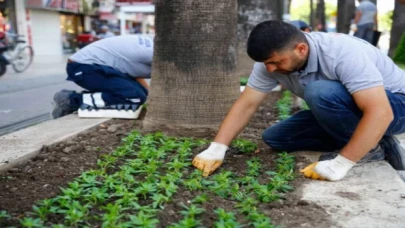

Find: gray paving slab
297;152;405;228
0;114;109;173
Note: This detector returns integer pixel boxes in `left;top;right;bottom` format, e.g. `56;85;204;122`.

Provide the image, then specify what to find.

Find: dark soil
0;92;332;227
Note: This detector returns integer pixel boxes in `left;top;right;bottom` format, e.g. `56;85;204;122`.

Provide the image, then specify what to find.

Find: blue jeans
66;62;148;106
263;80;405;152
354;23;374;44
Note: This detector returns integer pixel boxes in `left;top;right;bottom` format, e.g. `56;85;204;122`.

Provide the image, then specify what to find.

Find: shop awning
120;4;155;13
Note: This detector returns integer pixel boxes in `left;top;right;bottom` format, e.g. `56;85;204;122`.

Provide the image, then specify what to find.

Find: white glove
301;155;356;181
350;23;358;32
192;142;228;176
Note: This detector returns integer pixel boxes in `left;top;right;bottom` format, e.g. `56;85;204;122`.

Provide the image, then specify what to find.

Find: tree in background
144;0;240;132
236;0;284;77
310;0;315;29
237;0;284;42
337;0;355;33
388;1;405;57
290;0;334;30
315;0;327;32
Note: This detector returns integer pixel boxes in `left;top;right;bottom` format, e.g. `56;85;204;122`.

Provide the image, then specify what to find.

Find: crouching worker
51;35;152;119
192;20;405;181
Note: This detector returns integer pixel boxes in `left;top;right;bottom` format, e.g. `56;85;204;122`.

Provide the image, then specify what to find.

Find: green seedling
235;197;258;215
214;208;242;228
247;211;275;228
276;90;293;120
83;187;109;204
179;204;205;218
268;175;294;193
135;182;157;199
152;193;170;209
101;203;125;228
20;217;44;228
59;201;90;226
167;158;190;172
0;210;10;220
246;157;262;177
231;138;258;153
191;194;208;204
240;77;248;86
168;217;202;228
254;184;280;203
156;180;178;197
183;178;203;191
128;211;159;228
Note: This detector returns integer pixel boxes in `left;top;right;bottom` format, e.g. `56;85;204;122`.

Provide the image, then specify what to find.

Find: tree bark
144;0;240;133
315;0;327;32
237;0;283;42
389;2;405;57
310;0;315;29
337;0;355;33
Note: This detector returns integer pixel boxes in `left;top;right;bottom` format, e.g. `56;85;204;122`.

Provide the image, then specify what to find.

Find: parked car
77;31;97;49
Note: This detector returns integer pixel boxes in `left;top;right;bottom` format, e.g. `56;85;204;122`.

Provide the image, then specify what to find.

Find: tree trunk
144;0;240;133
310;0;315;29
287;0;292;14
237;0;283;42
389;2;405;57
337;0;355;33
315;0;327;32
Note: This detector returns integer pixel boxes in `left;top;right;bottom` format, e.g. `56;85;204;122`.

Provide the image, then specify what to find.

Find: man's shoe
51;90;79;119
319;144;385;164
380;135;405;170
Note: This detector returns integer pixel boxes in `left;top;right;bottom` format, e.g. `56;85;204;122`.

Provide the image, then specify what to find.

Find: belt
68;59;74;63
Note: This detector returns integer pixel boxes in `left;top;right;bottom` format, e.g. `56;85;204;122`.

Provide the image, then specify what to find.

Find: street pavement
0;54;80;135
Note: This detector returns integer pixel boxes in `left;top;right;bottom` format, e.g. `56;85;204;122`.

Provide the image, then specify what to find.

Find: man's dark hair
247;20;307;62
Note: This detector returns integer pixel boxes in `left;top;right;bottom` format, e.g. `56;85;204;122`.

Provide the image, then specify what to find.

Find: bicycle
0;33;34;77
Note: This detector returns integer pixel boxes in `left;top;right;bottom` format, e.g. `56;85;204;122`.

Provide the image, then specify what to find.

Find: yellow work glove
192;142;228;177
300;155;356;181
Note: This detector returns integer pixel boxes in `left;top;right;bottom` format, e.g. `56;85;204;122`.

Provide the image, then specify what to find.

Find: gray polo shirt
70;35;153;78
356;0;377;25
247;32;405;98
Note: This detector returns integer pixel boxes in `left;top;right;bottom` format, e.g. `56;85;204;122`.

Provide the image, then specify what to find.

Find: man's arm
213;86;269;146
340;86;393;162
192;86;268;176
302;86;393;181
354;11;362;25
135;78;149;90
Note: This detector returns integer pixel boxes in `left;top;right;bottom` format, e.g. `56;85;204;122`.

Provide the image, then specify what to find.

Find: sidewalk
0;54;69;81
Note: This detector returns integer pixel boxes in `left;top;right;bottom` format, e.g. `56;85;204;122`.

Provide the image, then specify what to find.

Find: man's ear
295;43;307;56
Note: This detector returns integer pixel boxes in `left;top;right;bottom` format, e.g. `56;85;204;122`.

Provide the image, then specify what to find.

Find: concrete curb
297;151;405;228
0;114;110;173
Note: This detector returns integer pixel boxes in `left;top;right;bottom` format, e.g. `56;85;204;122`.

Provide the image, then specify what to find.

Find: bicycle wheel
12;45;33;73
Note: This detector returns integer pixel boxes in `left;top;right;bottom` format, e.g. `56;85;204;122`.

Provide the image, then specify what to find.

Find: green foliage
394;33;405;65
2;131;296;227
240;77;249;86
276;90;293;120
290;0;335;27
231;138;258;153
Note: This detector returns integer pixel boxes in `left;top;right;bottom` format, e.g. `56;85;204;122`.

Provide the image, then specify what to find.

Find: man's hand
350;24;358;32
300;155;356;181
192;142;228;176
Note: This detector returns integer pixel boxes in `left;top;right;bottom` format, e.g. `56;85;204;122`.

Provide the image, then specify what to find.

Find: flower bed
0;92;332;227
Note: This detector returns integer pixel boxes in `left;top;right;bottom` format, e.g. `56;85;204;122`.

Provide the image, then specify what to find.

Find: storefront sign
115;0;152;5
26;0;80;13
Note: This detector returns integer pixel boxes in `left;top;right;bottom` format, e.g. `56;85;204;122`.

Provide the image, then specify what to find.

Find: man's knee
262;127;283;150
304;80;347;108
